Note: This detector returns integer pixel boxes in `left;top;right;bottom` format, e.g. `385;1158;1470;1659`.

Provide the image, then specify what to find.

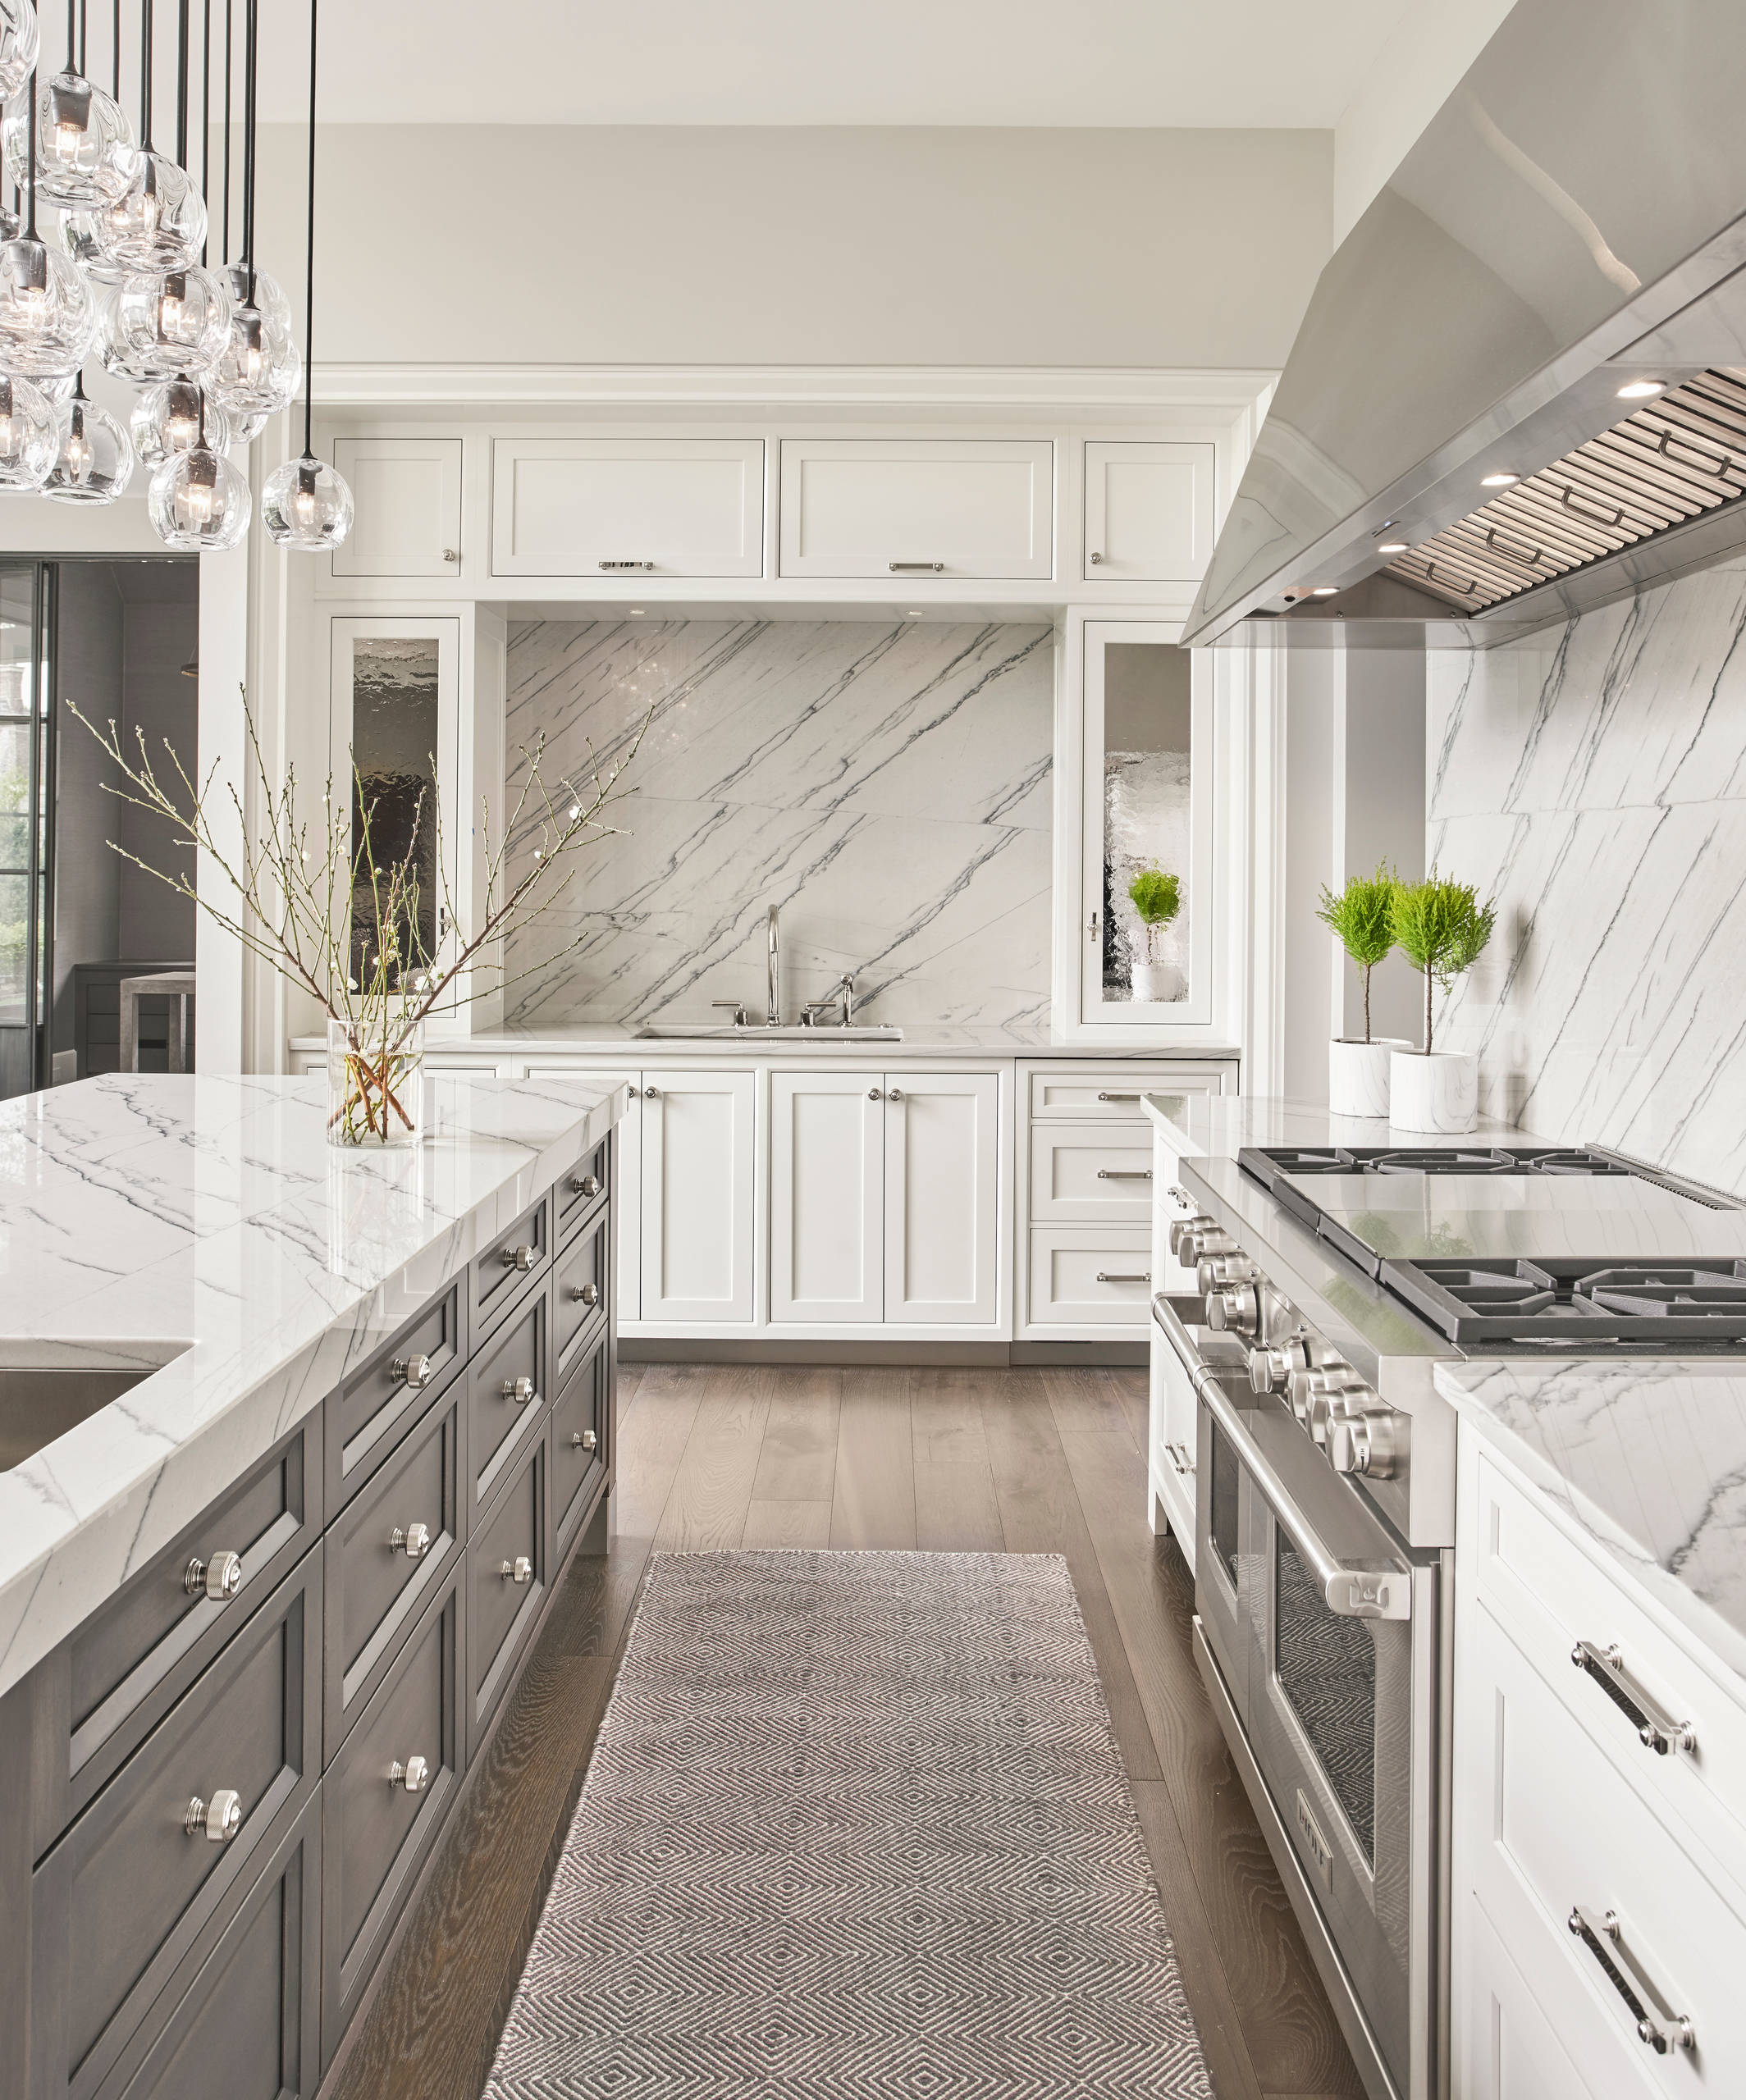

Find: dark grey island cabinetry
0;1135;616;2100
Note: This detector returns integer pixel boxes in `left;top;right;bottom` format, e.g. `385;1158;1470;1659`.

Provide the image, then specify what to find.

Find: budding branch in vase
71;688;648;1134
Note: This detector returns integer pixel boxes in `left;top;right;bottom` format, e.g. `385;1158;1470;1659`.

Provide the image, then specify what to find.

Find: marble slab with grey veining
0;1071;625;1700
1436;1358;1746;1687
500;618;1056;1033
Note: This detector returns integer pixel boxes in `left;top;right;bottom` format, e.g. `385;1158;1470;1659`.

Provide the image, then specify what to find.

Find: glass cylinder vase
326;1015;425;1149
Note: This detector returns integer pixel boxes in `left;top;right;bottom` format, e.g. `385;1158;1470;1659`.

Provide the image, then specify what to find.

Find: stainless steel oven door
1186;1366;1440;2100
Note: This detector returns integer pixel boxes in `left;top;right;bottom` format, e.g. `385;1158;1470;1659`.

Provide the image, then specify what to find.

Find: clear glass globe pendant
2;68;139;208
94;149;205;273
148;439;249;550
100;263;231;381
0;233;95;372
44;381;133;503
0;372;57;488
263;451;353;550
130;376;231;467
58;207;127;284
208;299;299;420
0;1;40;103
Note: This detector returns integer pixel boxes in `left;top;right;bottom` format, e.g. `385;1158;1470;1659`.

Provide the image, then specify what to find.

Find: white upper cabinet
490;438;765;578
331;438;463;578
778;439;1053;580
1082;441;1216;585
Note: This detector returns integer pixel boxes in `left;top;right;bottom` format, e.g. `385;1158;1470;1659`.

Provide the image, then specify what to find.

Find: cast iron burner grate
1238;1144;1632;1192
1382;1257;1746;1346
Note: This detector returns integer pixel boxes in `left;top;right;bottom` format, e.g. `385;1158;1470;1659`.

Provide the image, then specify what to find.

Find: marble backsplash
1428;556;1746;1191
502;619;1054;1030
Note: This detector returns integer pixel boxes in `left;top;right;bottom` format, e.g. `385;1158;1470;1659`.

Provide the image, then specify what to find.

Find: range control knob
1248;1337;1312;1394
1287;1364;1361;1440
1206;1283;1261;1338
1196;1252;1259;1293
1177;1224;1238;1266
1328;1408;1404;1480
1168;1211;1214;1258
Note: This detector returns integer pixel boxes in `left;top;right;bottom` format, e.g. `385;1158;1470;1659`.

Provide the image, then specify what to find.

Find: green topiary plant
1390;871;1497;1055
1316;862;1399;1043
1127;865;1182;963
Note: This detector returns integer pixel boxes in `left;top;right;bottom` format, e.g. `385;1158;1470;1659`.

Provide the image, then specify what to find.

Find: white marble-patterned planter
1390;1048;1479;1133
1328;1038;1410;1118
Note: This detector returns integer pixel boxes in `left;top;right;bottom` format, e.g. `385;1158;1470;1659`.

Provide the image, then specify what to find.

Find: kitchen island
0;1070;625;2100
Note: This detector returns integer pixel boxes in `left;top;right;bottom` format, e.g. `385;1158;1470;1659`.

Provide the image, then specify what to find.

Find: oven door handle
1154;1295;1412;1624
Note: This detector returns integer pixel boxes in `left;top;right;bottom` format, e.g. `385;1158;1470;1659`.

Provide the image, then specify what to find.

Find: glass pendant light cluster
0;0;350;550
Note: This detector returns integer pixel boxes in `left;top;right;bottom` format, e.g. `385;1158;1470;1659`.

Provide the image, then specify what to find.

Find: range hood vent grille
1384;368;1746;612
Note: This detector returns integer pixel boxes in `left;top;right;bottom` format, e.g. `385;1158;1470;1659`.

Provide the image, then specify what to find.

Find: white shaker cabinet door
490;438;765;578
638;1070;756;1322
331;437;463;578
769;1071;884;1323
883;1071;999;1326
778;440;1053;580
1082;441;1216;585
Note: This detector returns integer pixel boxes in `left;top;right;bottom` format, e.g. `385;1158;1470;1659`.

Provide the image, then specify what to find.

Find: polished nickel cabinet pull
887;560;944;573
184;1550;243;1600
391;1352;433;1390
570;1172;601;1198
1097;1091;1142;1102
597;559;655;572
184;1788;242;1842
389;1522;432;1559
500;1555;533;1584
1567;1905;1694;2054
1098;1167;1152;1180
1570;1639;1696;1755
1098;1271;1151;1284
501;1242;537;1271
570;1281;600;1307
501;1376;537;1407
388;1755;430;1794
570;1428;598;1452
1164;1441;1193;1476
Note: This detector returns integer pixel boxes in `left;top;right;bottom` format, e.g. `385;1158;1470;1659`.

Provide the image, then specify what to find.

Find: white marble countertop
1140;1090;1544;1157
291;1024;1245;1061
0;1071;625;1700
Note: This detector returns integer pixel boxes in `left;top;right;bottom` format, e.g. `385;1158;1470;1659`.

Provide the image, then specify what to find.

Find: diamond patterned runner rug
482;1550;1214;2098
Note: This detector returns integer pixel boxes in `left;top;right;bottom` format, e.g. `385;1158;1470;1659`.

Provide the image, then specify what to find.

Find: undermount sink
0;1357;181;1471
636;1022;904;1042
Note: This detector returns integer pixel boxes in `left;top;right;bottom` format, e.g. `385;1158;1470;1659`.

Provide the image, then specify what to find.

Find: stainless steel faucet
802;975;857;1028
766;905;780;1026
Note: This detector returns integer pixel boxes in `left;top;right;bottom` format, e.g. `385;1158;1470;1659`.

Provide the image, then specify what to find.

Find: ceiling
239;0;1405;128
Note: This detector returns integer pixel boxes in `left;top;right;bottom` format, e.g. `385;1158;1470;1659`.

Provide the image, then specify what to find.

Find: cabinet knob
867;1087;881;1100
626;1084;639;1098
570;1281;600;1306
643;1084;660;1098
1089;550;1104;565
501;1242;537;1271
887;1087;902;1102
500;1555;533;1585
442;547;459;564
570;1427;598;1452
501;1375;537;1407
184;1550;243;1600
570;1172;601;1198
388;1755;430;1794
185;1788;242;1842
392;1352;433;1390
389;1522;432;1559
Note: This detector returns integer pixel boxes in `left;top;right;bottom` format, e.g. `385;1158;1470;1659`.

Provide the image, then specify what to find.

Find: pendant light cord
78;0;86;76
25;66;35;239
111;0;118;98
176;0;188;170
140;0;152;153
220;0;230;259
64;0;73;74
301;0;317;457
199;0;209;258
240;0;254;302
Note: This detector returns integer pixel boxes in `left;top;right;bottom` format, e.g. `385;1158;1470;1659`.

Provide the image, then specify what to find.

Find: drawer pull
888;560;945;573
1570;1640;1696;1755
570;1172;601;1198
500;1555;534;1585
1165;1441;1194;1477
1098;1091;1144;1102
501;1376;537;1407
501;1242;537;1272
388;1755;430;1795
570;1428;598;1453
184;1550;243;1601
1097;1168;1153;1180
184;1788;242;1842
598;559;655;572
392;1353;433;1390
1567;1905;1694;2055
570;1281;600;1307
389;1522;432;1559
1098;1271;1151;1284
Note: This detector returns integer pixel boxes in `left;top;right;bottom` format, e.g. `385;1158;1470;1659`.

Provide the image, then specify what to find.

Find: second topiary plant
1317;861;1410;1118
1387;870;1497;1133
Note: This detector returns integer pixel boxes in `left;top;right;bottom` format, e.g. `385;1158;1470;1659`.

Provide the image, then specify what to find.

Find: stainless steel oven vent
1383;368;1746;612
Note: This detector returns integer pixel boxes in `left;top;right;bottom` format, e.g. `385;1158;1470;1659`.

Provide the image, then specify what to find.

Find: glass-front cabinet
1076;620;1214;1029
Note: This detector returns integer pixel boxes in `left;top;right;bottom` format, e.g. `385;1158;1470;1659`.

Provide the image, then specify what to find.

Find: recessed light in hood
1618;380;1666;398
1481;473;1520;486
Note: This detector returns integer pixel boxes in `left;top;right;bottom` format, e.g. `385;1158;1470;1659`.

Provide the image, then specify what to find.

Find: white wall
248;124;1332;372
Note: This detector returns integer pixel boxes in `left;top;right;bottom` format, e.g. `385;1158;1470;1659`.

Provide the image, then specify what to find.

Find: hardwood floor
330;1362;1364;2100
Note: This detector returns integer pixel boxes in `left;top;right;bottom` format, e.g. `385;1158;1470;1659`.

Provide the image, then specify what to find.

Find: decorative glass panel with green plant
1100;641;1191;1003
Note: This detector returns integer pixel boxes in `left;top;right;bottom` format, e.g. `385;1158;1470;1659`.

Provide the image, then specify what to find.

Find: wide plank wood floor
331;1362;1363;2100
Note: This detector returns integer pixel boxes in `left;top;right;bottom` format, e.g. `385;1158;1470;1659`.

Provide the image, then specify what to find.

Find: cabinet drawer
1027;1227;1153;1328
323;1390;463;1761
331;1275;465;1507
321;1568;462;2063
1471;1447;1746;1882
1028;1124;1154;1223
490;436;764;578
466;1288;549;1513
778;438;1053;580
468;1431;548;1752
1466;1600;1741;2095
551;1327;609;1552
1456;1895;1638;2100
1027;1063;1227;1121
31;1554;322;2100
473;1191;550;1334
554;1209;609;1367
556;1137;609;1239
41;1418;321;1847
97;1798;322;2100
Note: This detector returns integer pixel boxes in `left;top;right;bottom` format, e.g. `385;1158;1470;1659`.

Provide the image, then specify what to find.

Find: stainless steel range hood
1184;0;1746;649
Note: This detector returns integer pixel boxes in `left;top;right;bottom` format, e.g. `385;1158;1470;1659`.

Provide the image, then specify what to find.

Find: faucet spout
766;905;780;1026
